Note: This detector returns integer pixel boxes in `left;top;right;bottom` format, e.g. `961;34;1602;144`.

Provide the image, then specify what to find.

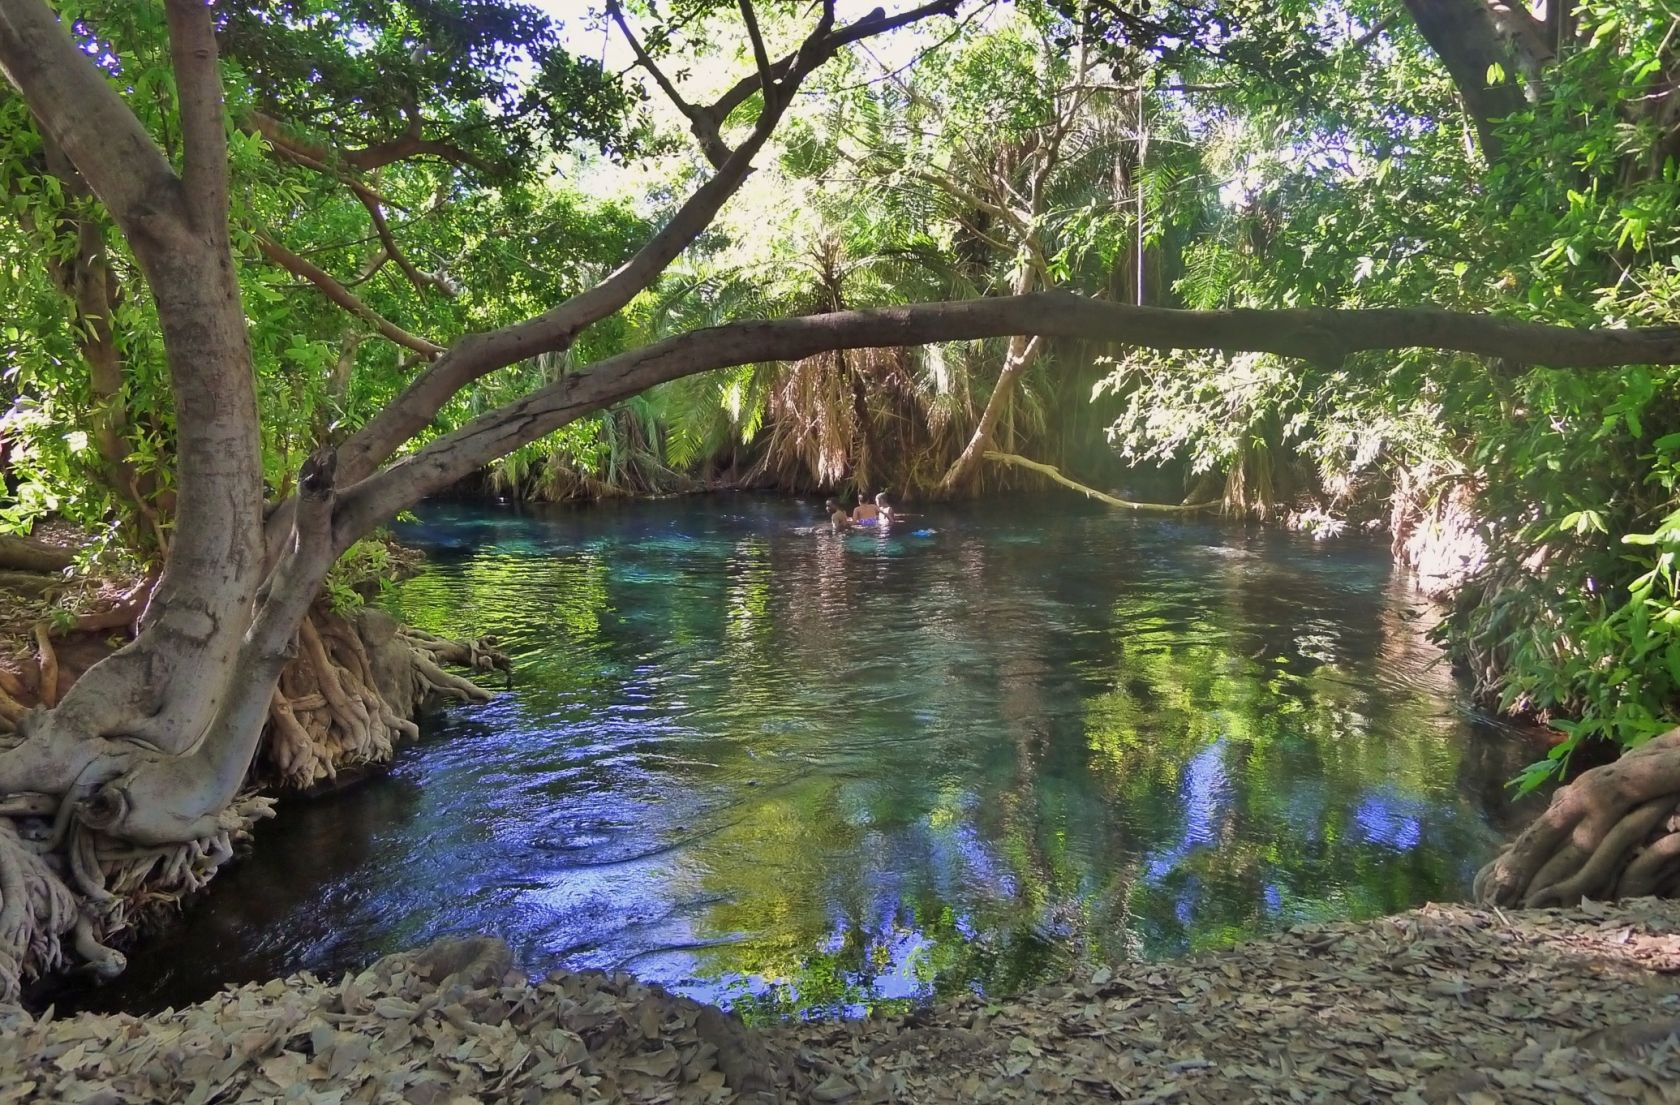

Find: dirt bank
5;900;1679;1103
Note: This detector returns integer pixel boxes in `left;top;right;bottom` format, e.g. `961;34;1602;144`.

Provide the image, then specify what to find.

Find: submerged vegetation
0;0;1677;1008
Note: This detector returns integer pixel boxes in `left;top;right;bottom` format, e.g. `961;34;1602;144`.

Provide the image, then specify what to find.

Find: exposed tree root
0;821;77;999
259;608;506;789
0;534;76;575
1475;725;1680;907
0;604;505;999
399;624;510;694
31;624;57;709
51;573;154;638
0;681;27;733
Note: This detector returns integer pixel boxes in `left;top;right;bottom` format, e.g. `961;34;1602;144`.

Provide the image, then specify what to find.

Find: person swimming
825;498;852;533
852;491;894;526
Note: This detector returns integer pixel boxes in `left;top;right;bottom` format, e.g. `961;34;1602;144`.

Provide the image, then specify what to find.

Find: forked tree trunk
0;0;349;997
4;0;1680;1001
0;2;266;776
0;0;933;998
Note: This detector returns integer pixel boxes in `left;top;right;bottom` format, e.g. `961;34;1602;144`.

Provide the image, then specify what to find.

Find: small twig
356;192;456;298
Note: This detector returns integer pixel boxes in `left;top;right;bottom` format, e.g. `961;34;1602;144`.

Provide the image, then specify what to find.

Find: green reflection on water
368;498;1541;1020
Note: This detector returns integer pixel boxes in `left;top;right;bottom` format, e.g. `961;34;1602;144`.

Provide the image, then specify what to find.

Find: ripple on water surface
75;495;1545;1019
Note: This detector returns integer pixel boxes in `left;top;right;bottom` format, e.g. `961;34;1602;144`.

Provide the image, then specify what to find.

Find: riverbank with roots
4;901;1680;1103
1475;723;1680;908
0;570;507;1001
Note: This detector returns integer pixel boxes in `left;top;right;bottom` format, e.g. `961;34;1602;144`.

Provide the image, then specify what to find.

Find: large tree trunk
1400;0;1551;164
5;0;1680;1002
0;0;267;798
0;597;506;998
0;1;262;771
0;0;962;999
0;0;337;999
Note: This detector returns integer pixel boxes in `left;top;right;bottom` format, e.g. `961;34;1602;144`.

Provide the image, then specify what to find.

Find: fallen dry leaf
6;905;1680;1103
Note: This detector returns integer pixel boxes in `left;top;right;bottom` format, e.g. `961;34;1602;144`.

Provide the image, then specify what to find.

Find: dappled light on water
77;496;1543;1019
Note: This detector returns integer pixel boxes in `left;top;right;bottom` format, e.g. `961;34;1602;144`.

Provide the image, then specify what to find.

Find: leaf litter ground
5;900;1680;1103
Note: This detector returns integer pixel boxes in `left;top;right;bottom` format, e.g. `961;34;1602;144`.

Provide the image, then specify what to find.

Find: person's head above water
875;492;890;507
825;498;839;512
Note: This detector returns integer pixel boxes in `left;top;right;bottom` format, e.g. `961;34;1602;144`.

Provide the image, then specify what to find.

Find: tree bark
1400;0;1545;163
0;0;266;768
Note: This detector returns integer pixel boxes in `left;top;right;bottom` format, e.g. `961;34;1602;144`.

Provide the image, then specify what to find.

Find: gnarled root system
0;606;505;999
261;609;506;788
1475;725;1680;907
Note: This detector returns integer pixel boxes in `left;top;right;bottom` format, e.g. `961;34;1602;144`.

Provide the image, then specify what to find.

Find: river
73;495;1544;1018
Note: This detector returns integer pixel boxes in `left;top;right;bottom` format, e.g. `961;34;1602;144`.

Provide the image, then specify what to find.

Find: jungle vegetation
0;0;1676;994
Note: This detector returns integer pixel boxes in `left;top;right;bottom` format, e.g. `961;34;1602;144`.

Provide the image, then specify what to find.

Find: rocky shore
6;900;1680;1104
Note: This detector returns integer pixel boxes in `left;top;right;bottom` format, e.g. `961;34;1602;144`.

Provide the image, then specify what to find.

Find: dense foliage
1102;1;1680;788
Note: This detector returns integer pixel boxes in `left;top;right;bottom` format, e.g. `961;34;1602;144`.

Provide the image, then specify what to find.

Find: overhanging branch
246;110;492;177
334;0;964;487
331;292;1680;541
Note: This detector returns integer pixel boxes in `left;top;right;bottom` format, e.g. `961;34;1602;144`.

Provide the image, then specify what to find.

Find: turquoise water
81;495;1542;1018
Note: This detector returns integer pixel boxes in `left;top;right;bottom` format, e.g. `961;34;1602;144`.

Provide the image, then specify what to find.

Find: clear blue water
80;495;1542;1018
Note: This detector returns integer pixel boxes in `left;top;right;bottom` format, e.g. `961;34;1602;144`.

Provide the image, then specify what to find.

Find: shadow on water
65;494;1549;1019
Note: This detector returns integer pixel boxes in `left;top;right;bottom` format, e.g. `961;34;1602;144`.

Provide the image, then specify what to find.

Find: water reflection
72;496;1544;1019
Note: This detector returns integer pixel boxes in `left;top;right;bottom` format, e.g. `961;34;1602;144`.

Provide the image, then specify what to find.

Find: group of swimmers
825;492;895;533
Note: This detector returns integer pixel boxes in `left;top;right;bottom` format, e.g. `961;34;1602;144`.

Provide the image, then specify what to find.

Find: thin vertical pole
1136;89;1148;306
